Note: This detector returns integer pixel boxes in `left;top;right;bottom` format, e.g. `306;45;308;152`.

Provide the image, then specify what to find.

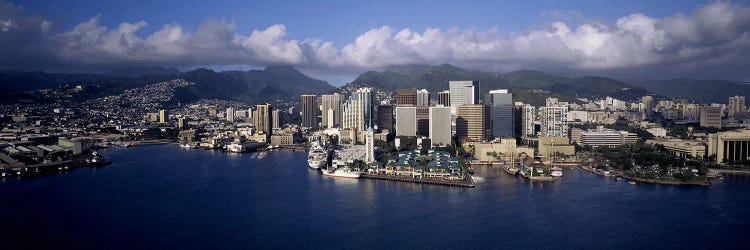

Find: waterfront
1;144;749;249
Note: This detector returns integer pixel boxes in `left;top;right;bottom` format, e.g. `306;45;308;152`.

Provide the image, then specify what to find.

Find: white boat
550;167;563;177
321;167;362;179
307;144;328;169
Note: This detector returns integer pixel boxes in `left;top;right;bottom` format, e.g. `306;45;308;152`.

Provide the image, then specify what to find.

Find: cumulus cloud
0;1;749;81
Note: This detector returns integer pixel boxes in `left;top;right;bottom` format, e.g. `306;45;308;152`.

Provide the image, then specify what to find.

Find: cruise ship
307;145;328;169
321;167;362;179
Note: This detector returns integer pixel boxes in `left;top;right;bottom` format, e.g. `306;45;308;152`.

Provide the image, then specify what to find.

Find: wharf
579;165;710;186
361;174;475;188
1;158;112;177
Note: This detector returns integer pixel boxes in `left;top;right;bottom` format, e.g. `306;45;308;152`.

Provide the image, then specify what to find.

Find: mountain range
0;64;745;105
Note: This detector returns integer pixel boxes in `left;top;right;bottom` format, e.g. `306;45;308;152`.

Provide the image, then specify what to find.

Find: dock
361;174;475;188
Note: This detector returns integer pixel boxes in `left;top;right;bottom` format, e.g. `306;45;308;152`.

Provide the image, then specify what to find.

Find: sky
1;0;749;85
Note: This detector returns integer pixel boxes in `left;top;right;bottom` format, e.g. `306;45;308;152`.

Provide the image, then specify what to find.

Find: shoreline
578;165;710;186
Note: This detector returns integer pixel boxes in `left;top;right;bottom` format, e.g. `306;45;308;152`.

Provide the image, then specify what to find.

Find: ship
307;145;328;169
550;167;563;177
321;167;362;179
503;163;519;176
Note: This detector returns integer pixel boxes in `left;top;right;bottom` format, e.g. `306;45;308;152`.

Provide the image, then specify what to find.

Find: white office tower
486;89;514;138
395;106;417;136
226;108;235;122
449;81;480;115
540;98;569;137
417;89;430;106
429;106;452;147
342;88;373;131
321;93;344;128
365;128;375;163
522;104;536;137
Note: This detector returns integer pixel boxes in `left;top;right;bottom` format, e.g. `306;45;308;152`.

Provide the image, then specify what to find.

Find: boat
550;167;563;177
503;164;519;176
307;144;328;169
628;181;636;185
180;142;198;149
321;167;362;179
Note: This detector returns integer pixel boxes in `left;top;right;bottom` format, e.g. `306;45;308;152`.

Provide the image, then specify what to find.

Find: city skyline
1;1;750;85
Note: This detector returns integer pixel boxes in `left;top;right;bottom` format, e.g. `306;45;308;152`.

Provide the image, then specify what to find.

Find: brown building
376;105;394;133
397;89;417;106
300;94;318;129
254;103;273;142
456;104;492;141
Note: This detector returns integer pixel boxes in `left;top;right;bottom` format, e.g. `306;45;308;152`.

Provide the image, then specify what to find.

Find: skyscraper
365;129;375;163
438;90;451;107
429;106;452;147
641;96;654;116
342;88;373;131
397;89;417;106
486;89;514;138
522;104;536;137
272;110;280;129
225;108;234;122
301;94;318;129
540;98;569;137
395;106;417;137
321;93;344;128
449;81;480;115
416;89;430;106
456;104;492;141
700;106;722;128
159;109;168;124
729;95;746;117
254;103;273;141
376;105;394;133
177;117;187;129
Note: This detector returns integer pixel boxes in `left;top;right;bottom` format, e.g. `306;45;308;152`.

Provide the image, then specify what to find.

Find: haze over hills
344;64;652;102
0;63;745;105
628;79;750;104
0;66;337;104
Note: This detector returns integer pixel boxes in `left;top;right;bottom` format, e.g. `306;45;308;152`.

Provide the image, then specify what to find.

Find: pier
361;174;475;188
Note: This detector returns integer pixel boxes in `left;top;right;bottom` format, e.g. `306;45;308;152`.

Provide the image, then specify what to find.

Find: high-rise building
225;108;234;122
416;106;430;136
395;106;417;137
729;95;746;117
456;104;492;141
365;129;375;163
641;96;654;116
700;106;722;128
486;89;514;138
438;90;451;107
254;103;273;141
522;104;536;137
417;89;430;106
177;118;187;129
540;98;569;137
342;88;374;131
429;106;452;147
449;81;480;115
301;94;318;129
683;103;700;121
376;105;394;133
397;89;418;106
272;110;280;129
208;108;217;118
159;109;168;124
321;93;344;128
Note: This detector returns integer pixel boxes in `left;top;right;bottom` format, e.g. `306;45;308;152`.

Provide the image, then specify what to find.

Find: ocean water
1;144;748;249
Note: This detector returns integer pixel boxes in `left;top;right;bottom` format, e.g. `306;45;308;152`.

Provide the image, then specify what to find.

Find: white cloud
0;1;749;80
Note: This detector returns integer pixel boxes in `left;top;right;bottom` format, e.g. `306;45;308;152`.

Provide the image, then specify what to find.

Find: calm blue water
1;144;749;249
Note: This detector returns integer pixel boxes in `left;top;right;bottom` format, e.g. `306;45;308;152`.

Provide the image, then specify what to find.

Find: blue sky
16;0;710;45
2;0;750;84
